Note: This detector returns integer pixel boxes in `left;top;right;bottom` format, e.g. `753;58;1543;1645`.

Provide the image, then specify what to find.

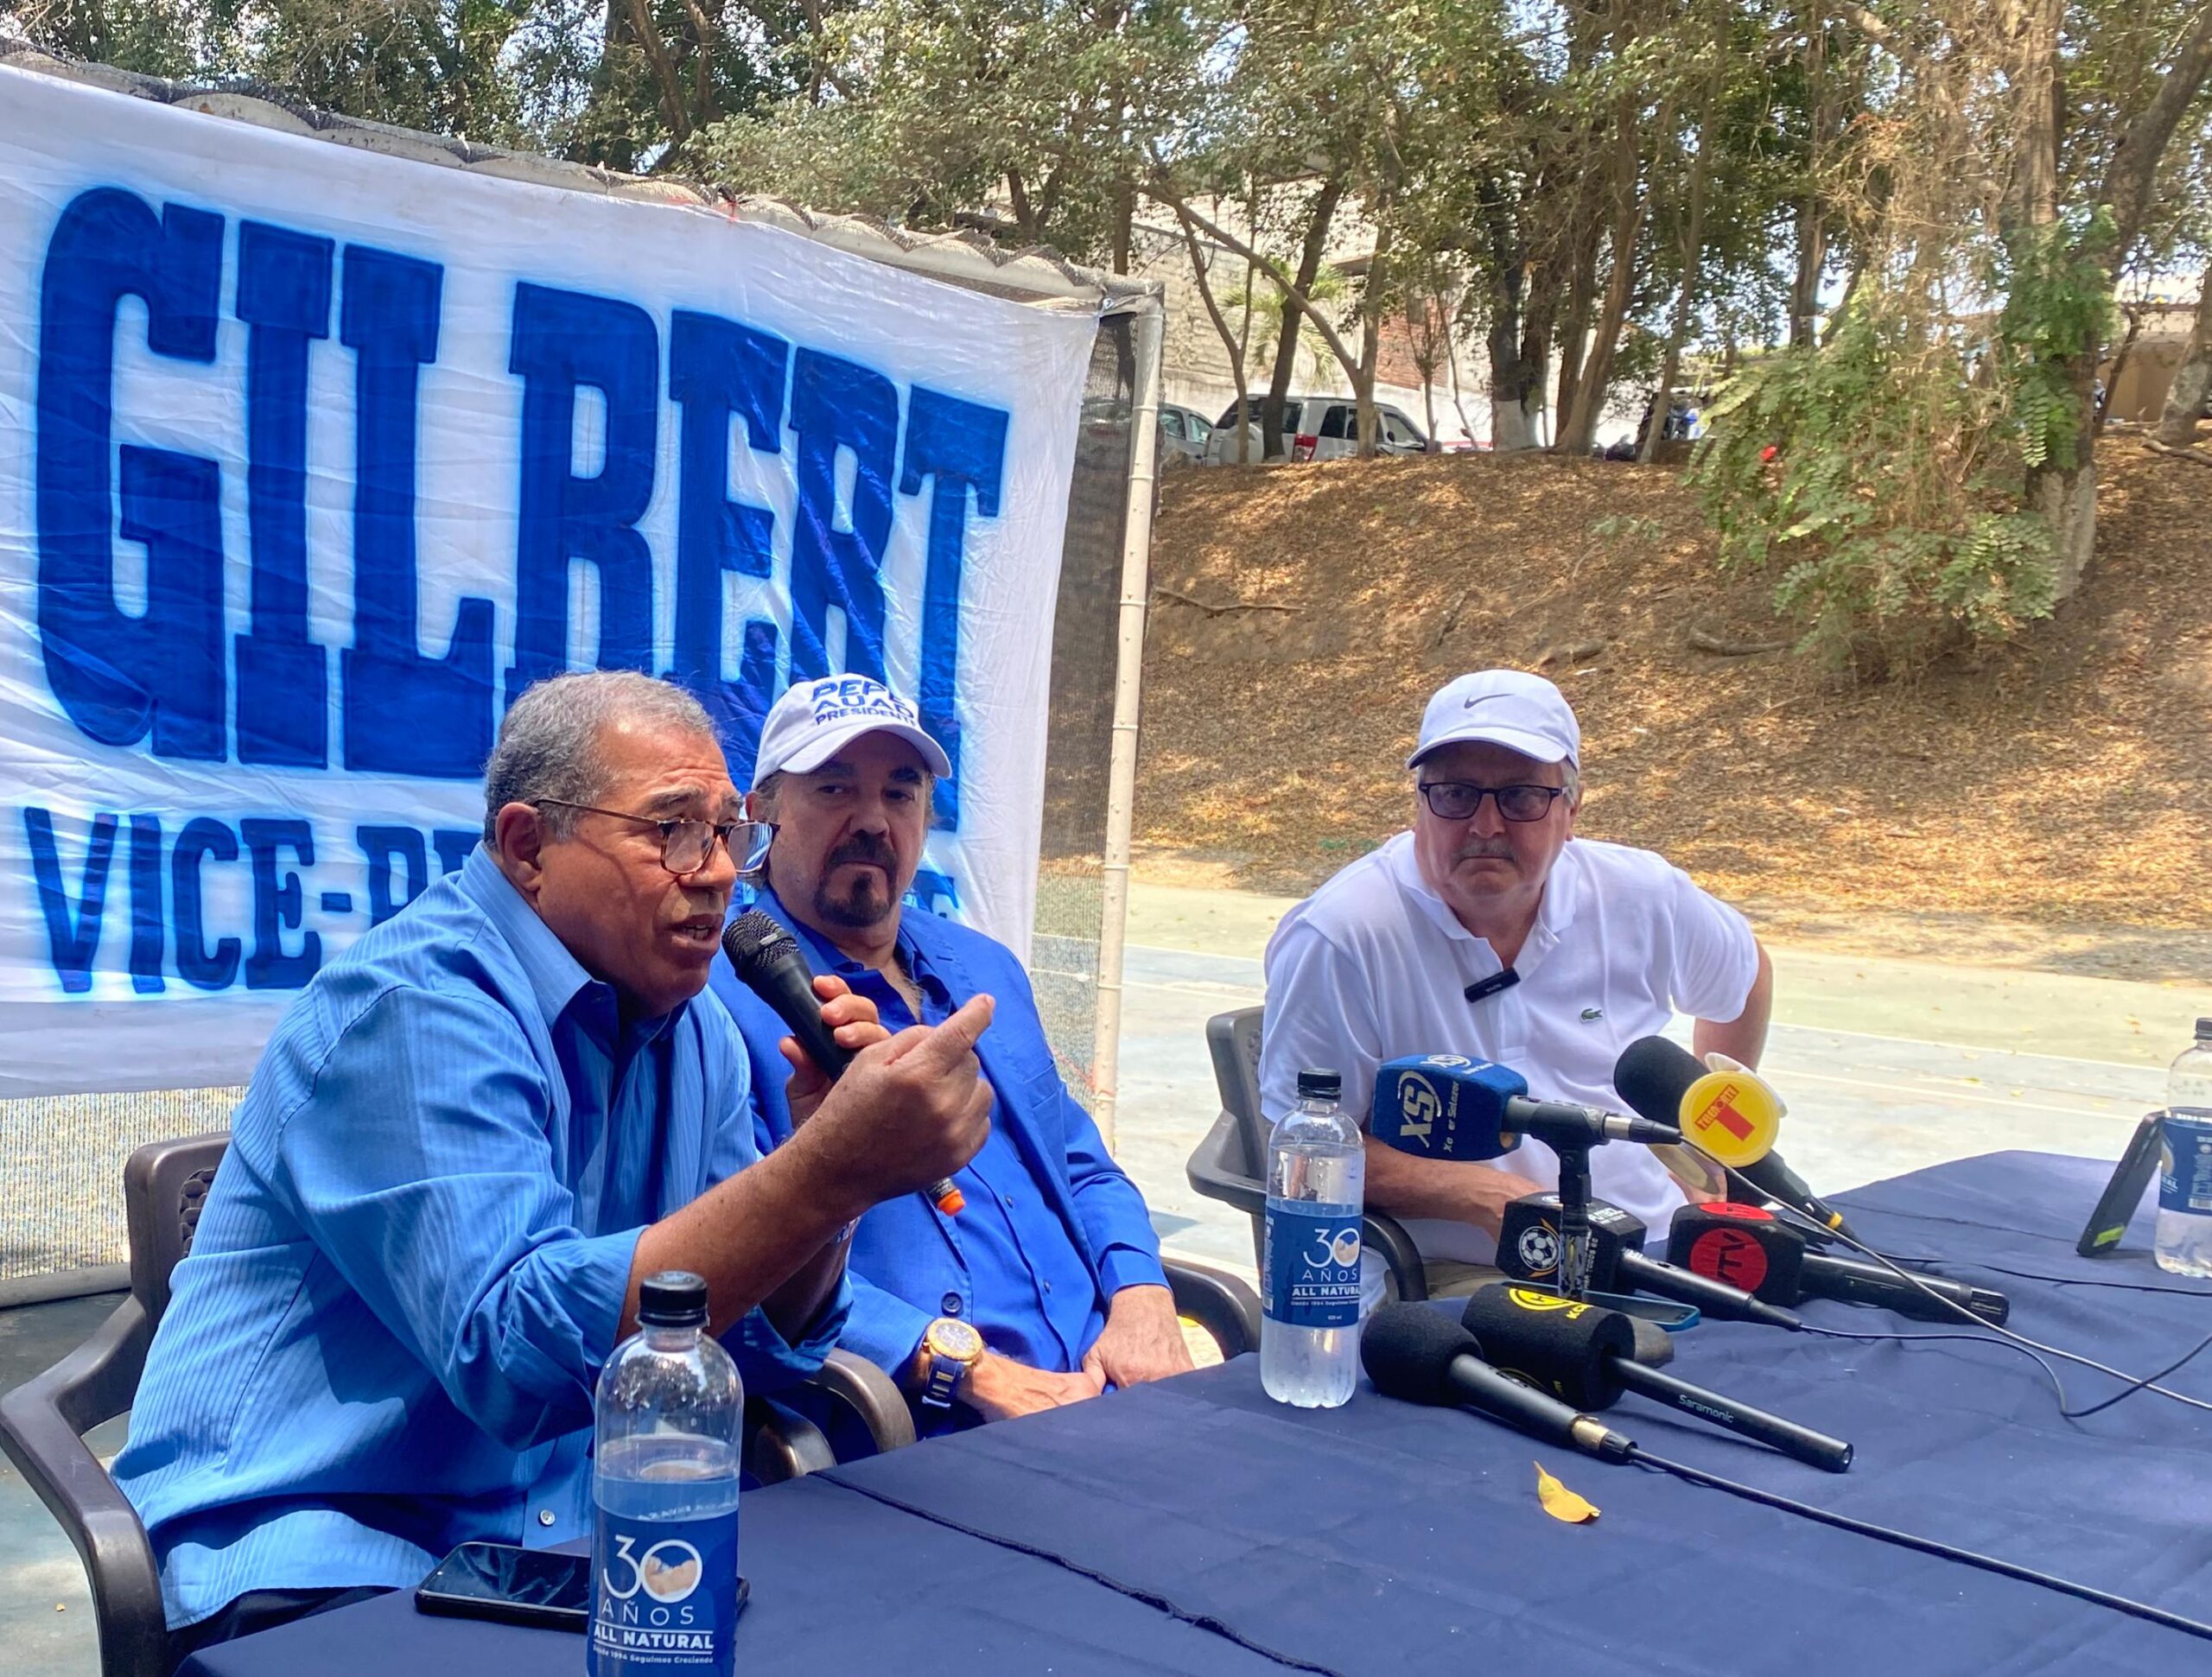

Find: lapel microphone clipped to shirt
1465;968;1521;1004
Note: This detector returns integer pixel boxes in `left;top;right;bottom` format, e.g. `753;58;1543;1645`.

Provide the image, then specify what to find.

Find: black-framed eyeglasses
533;799;775;874
1417;782;1567;823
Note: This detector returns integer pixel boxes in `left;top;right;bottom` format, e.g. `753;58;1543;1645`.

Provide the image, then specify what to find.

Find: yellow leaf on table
1534;1461;1600;1524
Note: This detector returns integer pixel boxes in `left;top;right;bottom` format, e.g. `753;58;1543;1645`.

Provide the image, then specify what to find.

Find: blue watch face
921;1320;980;1407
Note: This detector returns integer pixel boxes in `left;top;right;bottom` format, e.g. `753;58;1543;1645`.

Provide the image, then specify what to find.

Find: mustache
1453;841;1516;862
828;833;898;871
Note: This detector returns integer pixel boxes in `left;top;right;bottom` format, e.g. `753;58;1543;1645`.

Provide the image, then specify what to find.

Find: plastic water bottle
590;1272;742;1676
1262;1068;1366;1407
2158;1022;2212;1278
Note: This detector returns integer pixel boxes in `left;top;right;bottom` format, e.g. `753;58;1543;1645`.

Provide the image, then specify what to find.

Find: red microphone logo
1687;1225;1770;1292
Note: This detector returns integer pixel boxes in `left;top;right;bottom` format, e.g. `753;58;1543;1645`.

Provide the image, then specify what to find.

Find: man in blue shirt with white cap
715;676;1191;1432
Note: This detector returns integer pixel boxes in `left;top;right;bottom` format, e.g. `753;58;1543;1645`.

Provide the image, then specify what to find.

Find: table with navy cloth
182;1150;2212;1677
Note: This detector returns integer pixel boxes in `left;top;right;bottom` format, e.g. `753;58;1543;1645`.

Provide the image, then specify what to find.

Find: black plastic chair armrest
1185;1109;1266;1217
803;1348;916;1454
743;1396;838;1485
1363;1214;1428;1302
1163;1259;1262;1358
0;1297;169;1677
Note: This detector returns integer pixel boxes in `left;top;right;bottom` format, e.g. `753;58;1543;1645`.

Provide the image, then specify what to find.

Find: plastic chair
0;1133;910;1677
1185;1007;1430;1300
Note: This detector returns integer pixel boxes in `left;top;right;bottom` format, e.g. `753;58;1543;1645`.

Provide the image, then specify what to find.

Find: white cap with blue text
753;676;954;782
1407;670;1580;769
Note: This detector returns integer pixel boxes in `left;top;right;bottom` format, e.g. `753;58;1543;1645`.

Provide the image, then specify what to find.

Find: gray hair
1561;760;1584;806
482;671;718;847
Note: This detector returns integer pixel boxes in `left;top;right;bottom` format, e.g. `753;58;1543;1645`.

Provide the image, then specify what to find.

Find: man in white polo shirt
1258;669;1773;1280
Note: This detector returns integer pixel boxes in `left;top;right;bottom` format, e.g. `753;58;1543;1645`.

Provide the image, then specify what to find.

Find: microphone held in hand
1359;1303;1636;1463
721;910;965;1216
1611;1037;1857;1239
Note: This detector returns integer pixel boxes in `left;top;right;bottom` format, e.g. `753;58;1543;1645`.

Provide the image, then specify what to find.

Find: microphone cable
1797;1321;2212;1421
1624;1444;2212;1645
1718;1163;2212;1419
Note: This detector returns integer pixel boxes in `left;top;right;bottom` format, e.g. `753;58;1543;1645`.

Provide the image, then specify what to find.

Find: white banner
0;68;1098;1096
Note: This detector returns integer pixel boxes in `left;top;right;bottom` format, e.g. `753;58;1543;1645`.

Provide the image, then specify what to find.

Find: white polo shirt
1258;832;1760;1265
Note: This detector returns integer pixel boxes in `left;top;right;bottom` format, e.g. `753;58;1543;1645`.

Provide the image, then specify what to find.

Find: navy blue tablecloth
185;1151;2212;1677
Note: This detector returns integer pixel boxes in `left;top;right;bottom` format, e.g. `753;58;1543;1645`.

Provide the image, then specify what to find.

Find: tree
2158;257;2212;447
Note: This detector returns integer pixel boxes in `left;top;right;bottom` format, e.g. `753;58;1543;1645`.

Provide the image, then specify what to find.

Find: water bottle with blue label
1262;1068;1366;1407
590;1272;741;1676
2158;1021;2212;1278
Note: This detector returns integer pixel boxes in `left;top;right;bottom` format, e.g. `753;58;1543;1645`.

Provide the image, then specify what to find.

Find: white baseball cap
753;676;952;782
1407;670;1580;769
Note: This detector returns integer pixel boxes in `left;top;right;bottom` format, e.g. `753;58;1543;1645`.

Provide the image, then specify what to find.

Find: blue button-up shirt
714;889;1166;1438
114;846;845;1630
783;919;1105;1374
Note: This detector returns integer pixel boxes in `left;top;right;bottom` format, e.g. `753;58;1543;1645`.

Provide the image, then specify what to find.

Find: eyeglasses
1417;782;1567;823
533;799;775;875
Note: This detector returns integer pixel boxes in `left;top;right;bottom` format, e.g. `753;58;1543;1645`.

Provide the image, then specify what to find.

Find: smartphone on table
416;1541;751;1633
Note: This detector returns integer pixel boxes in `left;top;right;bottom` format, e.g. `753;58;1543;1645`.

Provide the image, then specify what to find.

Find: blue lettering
668;309;786;755
234;221;334;767
35;189;227;761
788;350;897;684
170;816;239;990
340;245;497;778
23;807;117;994
129;814;165;993
358;823;428;924
899;388;1007;830
241;817;319;988
433;829;476;874
508;283;658;702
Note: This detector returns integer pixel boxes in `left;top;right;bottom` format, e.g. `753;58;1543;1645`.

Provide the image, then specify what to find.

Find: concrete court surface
7;878;2209;1675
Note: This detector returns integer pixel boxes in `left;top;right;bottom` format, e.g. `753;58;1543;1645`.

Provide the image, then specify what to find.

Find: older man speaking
1260;669;1774;1283
117;671;993;1659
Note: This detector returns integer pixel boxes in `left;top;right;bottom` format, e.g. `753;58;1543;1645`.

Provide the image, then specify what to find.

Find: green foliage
1687;232;2114;671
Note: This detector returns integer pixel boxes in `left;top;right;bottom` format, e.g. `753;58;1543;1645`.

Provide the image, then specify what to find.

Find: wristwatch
917;1317;984;1410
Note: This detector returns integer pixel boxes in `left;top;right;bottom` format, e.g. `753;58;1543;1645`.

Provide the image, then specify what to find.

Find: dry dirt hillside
1135;441;2212;977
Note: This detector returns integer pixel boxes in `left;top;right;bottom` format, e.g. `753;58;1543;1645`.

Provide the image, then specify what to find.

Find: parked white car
1158;402;1214;467
1205;395;1430;465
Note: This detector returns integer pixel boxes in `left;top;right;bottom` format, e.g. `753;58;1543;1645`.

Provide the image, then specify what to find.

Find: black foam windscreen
1361;1304;1482;1406
1459;1286;1635;1408
1666;1204;1808;1303
1627;1316;1676;1369
1611;1035;1707;1131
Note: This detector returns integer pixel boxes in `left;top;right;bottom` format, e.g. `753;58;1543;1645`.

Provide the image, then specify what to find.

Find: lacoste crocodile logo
1580;1007;1604;1021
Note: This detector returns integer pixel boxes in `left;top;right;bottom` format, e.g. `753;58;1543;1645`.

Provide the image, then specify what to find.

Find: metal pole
1089;295;1166;1153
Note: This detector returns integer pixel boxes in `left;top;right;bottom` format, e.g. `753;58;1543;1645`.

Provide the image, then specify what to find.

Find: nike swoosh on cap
1461;694;1508;709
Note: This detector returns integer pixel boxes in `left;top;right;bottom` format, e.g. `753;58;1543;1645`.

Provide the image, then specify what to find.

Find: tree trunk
1262;175;1346;459
1640;77;1718;465
1558;91;1653;455
1170;204;1249;465
2156;259;2212;448
1789;8;1831;347
1355;248;1386;459
1550;206;1604;450
1482;185;1541;452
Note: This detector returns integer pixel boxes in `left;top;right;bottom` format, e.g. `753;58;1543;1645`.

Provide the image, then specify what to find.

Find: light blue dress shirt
114;845;845;1630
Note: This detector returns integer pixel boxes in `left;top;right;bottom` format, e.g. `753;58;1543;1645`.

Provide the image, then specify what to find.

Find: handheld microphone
1611;1038;1859;1239
721;909;965;1216
1497;1194;1804;1331
1667;1203;2011;1326
1370;1054;1682;1161
1360;1303;1635;1463
1460;1286;1854;1472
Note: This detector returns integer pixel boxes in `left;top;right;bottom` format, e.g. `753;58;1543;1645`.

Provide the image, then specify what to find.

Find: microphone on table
1370;1055;1683;1159
1497;1193;1804;1330
721;909;965;1216
1666;1203;2011;1326
1460;1285;1854;1472
1611;1037;1859;1241
1360;1303;1636;1464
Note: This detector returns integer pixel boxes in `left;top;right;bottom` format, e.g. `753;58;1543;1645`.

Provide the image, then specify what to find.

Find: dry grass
1135;441;2212;975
